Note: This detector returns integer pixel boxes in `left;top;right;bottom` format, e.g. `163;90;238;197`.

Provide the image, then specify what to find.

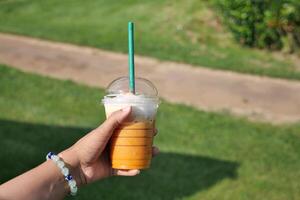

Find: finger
154;128;158;136
113;169;140;176
152;146;160;157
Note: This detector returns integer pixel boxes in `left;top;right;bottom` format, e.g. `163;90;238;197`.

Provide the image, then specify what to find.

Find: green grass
1;64;300;199
0;0;299;80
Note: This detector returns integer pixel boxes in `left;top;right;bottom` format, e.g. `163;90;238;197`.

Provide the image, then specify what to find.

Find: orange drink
110;122;154;169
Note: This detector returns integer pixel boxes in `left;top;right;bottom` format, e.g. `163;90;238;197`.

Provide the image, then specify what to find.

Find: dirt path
0;33;300;124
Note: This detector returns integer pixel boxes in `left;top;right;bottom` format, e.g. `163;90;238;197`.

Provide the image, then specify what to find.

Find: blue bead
47;152;55;159
65;174;73;181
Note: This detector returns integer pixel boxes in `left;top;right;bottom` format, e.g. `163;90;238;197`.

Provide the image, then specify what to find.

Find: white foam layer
102;94;159;121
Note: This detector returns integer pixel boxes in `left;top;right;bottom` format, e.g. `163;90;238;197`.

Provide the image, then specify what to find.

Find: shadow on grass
0;119;239;200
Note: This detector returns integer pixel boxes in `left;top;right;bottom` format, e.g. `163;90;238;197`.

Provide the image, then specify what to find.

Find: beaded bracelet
46;152;78;196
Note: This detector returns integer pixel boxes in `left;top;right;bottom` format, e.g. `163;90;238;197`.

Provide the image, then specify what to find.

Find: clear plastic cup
102;77;159;169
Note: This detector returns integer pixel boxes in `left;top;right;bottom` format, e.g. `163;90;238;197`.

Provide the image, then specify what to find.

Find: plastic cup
102;77;159;170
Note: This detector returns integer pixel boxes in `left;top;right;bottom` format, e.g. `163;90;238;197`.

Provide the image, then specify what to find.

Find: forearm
0;150;83;200
0;161;67;200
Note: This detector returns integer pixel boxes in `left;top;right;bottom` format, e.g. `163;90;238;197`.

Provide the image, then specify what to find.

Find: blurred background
0;0;300;199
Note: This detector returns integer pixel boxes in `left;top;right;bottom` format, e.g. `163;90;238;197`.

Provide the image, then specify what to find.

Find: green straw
128;21;135;94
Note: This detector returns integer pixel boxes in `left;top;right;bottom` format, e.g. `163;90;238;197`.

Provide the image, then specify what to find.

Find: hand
59;107;159;186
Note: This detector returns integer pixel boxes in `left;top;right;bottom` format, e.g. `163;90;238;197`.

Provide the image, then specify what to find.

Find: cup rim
102;94;160;105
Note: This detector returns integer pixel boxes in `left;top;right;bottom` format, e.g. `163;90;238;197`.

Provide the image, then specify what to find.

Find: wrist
58;148;86;187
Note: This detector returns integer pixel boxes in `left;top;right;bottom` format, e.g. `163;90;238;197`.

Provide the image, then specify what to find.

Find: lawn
0;64;300;199
0;0;299;80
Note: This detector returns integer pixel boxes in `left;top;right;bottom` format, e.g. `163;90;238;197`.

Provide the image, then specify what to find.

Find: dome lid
106;77;158;97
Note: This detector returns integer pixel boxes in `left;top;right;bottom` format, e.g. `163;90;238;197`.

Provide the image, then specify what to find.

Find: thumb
72;107;131;163
95;106;132;138
104;106;132;130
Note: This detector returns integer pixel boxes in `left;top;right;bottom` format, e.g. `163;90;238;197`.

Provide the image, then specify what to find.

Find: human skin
0;107;159;200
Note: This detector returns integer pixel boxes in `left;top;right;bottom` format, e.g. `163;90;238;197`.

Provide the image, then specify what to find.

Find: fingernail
122;106;131;113
153;146;160;154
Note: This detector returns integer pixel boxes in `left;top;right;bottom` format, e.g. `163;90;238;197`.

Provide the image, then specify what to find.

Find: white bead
70;186;78;196
61;167;69;176
68;179;76;188
45;153;78;196
57;160;65;169
52;155;59;162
